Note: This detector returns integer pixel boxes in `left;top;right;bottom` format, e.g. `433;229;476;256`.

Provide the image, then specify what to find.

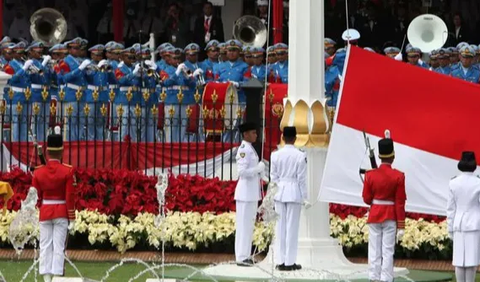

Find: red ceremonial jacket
362;163;406;229
32;160;76;222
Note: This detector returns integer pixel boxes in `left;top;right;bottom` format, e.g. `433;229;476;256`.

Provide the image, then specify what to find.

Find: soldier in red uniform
32;127;76;282
362;131;406;282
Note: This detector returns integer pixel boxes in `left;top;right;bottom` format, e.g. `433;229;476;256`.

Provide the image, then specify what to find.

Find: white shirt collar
205;15;212;20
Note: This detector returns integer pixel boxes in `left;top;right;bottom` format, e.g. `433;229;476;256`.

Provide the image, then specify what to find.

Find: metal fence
0;92;283;180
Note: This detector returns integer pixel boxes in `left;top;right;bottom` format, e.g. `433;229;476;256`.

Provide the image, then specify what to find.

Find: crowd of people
0;35;289;144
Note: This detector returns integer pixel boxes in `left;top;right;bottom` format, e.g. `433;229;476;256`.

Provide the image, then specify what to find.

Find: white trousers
39;218;68;276
368;220;396;282
274;202;302;266
455;266;477;282
235;200;258;262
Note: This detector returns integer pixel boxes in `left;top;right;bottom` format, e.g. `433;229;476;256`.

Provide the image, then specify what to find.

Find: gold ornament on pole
8;88;13;100
75;88;83;101
92;89;99;102
151;104;158;116
50;103;56;115
126;88;133;102
134;104;142;117
66;104;74;116
33;103;40;116
100;103;107;117
194;88;201;103
83;103;90;115
160;88;166;102
142;89;150;102
41;86;49;101
24;87;32;101
109;88;115;102
0;103;5;115
176;88;184;104
16;102;23;114
58;88;65;101
185;106;192;118
168;106;175;118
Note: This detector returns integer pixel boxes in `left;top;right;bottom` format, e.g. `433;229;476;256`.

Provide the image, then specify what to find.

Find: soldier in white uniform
235;122;265;266
270;126;310;271
447;151;480;282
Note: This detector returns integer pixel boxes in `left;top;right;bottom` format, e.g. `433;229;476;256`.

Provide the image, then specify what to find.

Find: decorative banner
202;82;239;135
319;46;480;216
263;83;287;158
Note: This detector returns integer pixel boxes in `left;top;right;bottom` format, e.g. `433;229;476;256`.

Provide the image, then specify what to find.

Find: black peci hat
283;126;297;138
458;151;477;172
47;126;63;151
238;122;257;133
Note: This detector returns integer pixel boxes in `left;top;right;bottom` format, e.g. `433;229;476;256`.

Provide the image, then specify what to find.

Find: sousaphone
407;14;448;53
30;8;67;46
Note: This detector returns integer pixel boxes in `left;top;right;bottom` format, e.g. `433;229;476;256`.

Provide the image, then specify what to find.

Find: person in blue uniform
272;43;288;83
3;42;31;141
201;40;220;83
218;42;227;63
26;42;52;143
155;43;174;72
84;44;110;141
325;38;336;56
435;48;452;75
384;47;400;59
451;42;469;71
79;39;89;62
450;45;480;84
57;38;92;141
114;47;141;141
215;39;249;102
245;47;266;81
135;47;158;142
449;47;459;65
0;36;12;66
406;46;426;68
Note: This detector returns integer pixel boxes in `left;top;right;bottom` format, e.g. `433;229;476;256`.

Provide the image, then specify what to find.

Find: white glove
132;64;141;75
396;229;405;242
22;59;33;71
175;63;186;76
144;60;157;70
98;59;108;68
68;221;75;231
118;61;125;68
449;232;454;240
261;172;269;183
303;200;312;209
41;55;51;67
193;68;204;77
230;81;240;88
256;162;265;174
78;59;91;70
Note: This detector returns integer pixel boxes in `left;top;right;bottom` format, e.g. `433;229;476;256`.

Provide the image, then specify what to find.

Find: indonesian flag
319;46;480;216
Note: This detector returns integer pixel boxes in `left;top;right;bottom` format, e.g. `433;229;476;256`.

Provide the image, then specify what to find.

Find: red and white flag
319;46;480;216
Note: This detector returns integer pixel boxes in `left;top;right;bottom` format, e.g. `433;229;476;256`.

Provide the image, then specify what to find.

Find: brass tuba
30;8;67;46
233;15;267;48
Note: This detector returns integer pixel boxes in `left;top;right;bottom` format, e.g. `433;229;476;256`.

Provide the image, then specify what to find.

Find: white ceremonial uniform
235;140;262;262
447;172;480;282
270;145;307;266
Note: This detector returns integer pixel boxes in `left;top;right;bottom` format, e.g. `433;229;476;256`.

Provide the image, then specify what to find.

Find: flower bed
0;168;451;258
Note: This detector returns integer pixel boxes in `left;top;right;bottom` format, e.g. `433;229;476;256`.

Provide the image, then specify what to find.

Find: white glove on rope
175;63;186;76
256;162;265;174
230;81;240;88
303;200;312;210
41;55;51;67
132;64;141;75
396;229;405;243
68;221;75;231
98;59;109;68
22;59;33;71
193;68;204;77
78;59;91;70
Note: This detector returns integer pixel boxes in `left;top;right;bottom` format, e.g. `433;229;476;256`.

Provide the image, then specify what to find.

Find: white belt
31;84;48;90
119;86;138;92
42;200;66;205
166;86;189;91
109;85;119;89
66;83;84;91
372;199;394;205
140;88;155;93
11;86;26;93
87;85;106;91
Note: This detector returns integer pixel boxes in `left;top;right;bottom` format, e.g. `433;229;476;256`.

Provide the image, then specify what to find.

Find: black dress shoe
292;263;302;270
275;263;285;270
237;258;254;267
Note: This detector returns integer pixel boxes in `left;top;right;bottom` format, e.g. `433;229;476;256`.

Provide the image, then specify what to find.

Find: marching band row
0;36;289;143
